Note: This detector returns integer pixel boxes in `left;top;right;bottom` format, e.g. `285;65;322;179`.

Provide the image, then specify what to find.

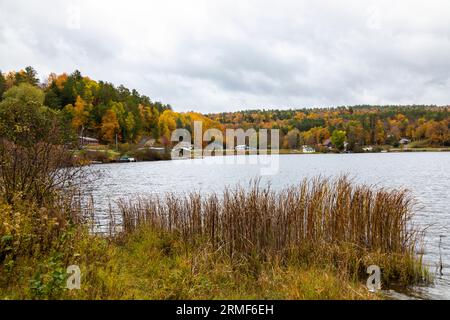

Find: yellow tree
82;77;99;105
187;111;223;132
101;109;120;144
158;110;177;145
426;120;450;146
413;117;427;140
294;112;306;121
375;120;386;144
55;73;68;89
311;127;330;144
71;95;90;133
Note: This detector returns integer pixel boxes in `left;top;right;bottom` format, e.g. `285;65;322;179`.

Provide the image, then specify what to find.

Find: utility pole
80;125;84;148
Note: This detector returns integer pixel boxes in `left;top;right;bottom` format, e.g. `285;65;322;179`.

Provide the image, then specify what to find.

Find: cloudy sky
1;0;450;112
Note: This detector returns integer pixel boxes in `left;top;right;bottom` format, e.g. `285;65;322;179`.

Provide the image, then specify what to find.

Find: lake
88;152;450;299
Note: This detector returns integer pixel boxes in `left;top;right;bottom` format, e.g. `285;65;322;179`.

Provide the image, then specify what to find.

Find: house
235;145;248;151
148;147;166;154
399;138;410;145
79;136;99;146
142;138;156;147
302;145;315;153
207;141;224;151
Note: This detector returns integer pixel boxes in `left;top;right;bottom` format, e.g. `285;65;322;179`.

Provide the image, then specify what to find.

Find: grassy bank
1;177;429;299
0;221;375;300
81;228;377;299
0;178;429;299
118;177;428;287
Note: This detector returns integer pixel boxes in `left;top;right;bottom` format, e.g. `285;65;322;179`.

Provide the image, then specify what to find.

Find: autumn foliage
1;67;449;149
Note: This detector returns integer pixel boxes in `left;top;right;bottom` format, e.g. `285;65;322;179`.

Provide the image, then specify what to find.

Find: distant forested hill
1;66;448;149
208;105;449;149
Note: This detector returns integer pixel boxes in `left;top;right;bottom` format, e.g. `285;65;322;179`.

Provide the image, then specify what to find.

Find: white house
148;147;166;154
79;136;99;146
399;138;410;145
302;145;315;153
235;145;248;151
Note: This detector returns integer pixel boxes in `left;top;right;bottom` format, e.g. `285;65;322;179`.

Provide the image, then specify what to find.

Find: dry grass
0;176;428;299
117;176;427;286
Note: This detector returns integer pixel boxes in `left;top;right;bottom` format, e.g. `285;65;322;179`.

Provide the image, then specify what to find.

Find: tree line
1;66;449;150
209;105;449;150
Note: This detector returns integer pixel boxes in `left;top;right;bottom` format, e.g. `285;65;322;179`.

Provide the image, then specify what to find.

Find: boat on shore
118;156;137;163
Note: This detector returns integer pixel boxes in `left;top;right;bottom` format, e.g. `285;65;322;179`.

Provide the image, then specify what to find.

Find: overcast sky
1;0;450;112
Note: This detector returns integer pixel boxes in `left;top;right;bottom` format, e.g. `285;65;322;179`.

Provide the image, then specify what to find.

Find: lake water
88;152;450;299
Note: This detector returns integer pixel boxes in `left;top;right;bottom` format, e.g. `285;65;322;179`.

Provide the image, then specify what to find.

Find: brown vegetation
117;176;427;285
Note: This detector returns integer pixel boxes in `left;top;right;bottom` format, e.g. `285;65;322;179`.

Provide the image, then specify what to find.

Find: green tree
345;120;364;151
15;66;39;86
0;83;50;145
44;82;62;109
124;112;136;142
0;83;74;203
331;130;346;151
1;83;44;107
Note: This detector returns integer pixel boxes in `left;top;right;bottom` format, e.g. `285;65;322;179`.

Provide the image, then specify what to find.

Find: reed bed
117;176;426;284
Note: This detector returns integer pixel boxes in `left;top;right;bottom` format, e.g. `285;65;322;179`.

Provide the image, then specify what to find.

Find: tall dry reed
116;176;425;283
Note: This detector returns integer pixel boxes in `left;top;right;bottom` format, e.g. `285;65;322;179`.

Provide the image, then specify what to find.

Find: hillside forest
1;67;449;152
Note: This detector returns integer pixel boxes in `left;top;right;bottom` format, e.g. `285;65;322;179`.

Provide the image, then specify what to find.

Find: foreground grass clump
118;176;428;287
0;197;109;299
89;228;375;299
0;211;374;299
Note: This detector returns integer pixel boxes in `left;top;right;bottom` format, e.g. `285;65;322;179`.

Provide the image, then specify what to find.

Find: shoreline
83;147;450;165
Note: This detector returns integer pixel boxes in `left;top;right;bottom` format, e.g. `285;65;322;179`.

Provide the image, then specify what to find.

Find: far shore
80;146;450;165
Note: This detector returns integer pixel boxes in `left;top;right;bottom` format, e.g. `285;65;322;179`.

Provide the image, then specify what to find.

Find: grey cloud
1;0;450;112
